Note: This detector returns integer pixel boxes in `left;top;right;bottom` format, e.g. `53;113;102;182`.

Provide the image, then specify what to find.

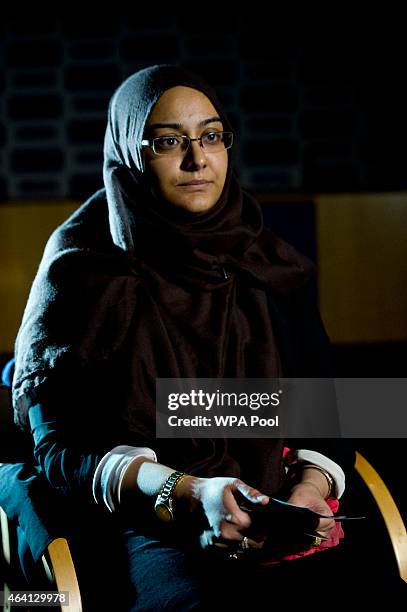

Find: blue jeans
122;531;205;611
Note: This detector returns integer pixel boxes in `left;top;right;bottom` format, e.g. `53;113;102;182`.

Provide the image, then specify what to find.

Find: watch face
155;502;173;522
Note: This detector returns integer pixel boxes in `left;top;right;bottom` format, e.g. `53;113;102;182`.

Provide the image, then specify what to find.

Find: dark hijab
12;65;324;494
102;64;311;290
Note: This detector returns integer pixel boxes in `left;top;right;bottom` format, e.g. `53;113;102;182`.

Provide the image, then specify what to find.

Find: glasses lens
201;132;233;152
153;135;183;155
151;132;234;155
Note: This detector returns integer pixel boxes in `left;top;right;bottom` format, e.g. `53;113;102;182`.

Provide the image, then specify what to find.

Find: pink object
260;498;344;566
262;447;344;565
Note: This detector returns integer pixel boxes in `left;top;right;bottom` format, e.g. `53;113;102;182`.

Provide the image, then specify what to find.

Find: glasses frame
141;131;234;156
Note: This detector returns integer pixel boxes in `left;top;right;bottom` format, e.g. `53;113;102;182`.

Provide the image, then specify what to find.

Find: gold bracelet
301;464;336;499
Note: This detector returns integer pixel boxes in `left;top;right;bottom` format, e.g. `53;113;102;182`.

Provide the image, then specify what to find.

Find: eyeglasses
141;131;234;156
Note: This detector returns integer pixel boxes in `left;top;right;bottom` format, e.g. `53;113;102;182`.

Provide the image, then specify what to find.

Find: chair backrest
1;358;15;388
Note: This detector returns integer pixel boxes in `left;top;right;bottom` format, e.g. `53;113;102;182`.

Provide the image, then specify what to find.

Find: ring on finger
312;535;323;547
239;536;250;551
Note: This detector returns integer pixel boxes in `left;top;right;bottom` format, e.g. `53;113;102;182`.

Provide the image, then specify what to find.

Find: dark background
0;18;406;580
1;18;406;200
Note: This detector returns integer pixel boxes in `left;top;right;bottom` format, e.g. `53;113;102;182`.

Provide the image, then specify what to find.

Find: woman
12;65;354;610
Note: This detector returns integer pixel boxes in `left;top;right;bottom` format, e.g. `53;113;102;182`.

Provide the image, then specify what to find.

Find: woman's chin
171;196;217;213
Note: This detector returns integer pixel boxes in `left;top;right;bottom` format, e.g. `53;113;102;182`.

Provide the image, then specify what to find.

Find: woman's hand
175;475;269;549
287;481;335;540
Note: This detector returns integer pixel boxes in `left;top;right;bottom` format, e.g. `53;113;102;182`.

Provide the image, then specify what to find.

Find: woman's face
143;86;229;213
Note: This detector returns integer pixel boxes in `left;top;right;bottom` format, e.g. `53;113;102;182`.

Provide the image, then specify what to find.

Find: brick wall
1;18;406;201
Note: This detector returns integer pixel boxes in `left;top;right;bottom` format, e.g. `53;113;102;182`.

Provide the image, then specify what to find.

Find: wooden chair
0;366;82;611
354;450;407;583
0;503;82;612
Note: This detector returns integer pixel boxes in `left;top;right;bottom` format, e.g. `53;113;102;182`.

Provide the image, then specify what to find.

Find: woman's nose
181;140;207;170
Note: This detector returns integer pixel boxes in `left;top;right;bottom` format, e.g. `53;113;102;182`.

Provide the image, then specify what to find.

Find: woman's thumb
235;482;269;505
224;487;252;527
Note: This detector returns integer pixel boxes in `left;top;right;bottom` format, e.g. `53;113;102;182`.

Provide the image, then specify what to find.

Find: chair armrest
355;450;407;583
1;504;82;612
0;505;11;566
42;538;83;612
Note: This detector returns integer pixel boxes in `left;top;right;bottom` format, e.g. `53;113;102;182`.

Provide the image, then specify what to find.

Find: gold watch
154;471;187;522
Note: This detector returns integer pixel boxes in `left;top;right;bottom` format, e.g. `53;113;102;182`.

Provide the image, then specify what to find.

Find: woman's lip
179;180;210;186
178;181;211;189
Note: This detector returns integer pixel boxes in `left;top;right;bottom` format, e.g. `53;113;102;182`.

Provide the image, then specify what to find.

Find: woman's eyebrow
199;116;223;127
147;116;223;131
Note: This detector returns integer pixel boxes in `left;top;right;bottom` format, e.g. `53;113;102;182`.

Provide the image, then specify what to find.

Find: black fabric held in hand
238;497;365;557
